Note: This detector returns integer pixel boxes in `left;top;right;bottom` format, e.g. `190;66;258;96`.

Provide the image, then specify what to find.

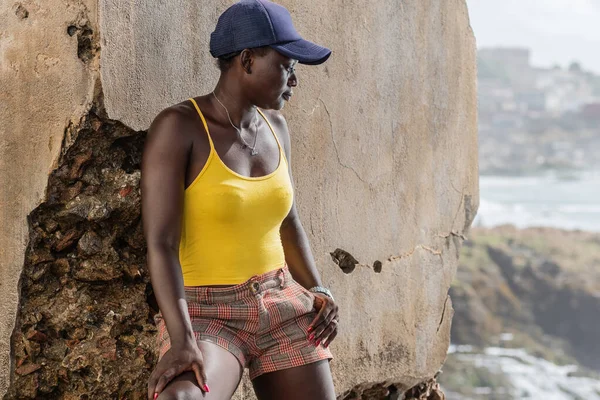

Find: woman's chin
257;97;286;111
267;100;286;111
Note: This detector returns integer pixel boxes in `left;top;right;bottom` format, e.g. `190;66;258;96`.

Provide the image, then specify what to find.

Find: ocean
474;170;600;232
443;345;600;400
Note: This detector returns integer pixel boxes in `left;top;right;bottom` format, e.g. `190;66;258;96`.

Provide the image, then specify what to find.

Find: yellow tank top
179;98;294;286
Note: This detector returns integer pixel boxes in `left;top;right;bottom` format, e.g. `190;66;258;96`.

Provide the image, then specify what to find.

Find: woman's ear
240;49;253;73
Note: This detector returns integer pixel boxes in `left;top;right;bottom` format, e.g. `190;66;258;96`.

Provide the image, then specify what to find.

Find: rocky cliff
449;226;600;371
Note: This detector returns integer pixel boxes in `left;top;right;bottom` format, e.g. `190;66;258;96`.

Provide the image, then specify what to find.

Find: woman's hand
307;293;339;348
147;340;209;399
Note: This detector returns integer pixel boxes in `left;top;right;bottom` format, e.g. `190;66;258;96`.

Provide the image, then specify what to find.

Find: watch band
308;286;334;301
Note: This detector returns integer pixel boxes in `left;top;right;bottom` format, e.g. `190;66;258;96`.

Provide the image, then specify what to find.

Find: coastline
439;225;600;399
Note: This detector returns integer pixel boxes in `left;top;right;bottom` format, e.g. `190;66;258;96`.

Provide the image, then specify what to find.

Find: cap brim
270;39;332;65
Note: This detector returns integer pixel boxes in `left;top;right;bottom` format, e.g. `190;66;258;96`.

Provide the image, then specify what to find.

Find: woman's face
244;48;298;110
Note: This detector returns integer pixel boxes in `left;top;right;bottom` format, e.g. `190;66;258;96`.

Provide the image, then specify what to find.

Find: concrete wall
1;0;477;397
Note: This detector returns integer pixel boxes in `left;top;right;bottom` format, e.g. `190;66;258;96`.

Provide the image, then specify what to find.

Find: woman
141;1;339;399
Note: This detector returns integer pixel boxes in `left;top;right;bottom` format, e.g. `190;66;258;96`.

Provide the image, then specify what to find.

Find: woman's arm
271;112;323;289
272;111;339;347
141;107;195;348
280;208;324;289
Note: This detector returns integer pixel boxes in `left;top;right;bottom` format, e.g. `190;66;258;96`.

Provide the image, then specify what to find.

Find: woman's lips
282;92;293;100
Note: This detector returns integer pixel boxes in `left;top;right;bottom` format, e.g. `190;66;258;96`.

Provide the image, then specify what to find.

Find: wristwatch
308;286;334;301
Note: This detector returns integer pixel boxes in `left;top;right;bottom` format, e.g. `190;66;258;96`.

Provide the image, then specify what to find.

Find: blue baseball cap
210;0;332;65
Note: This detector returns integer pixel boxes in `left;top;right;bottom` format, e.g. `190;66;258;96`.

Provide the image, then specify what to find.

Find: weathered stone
69;150;94;180
58;367;69;382
119;335;137;347
27;249;55;265
60;180;84;202
53;228;83;252
72;259;122;282
97;337;117;360
77;230;103;256
15;373;39;399
26;329;49;343
61;195;112;221
27;262;50;282
44;341;68;362
70;327;88;340
42;219;59;233
404;377;445;400
81;167;101;185
22;312;43;327
51;258;71;276
38;367;59;394
125;221;146;250
25;283;47;295
15;363;41;376
23;338;41;359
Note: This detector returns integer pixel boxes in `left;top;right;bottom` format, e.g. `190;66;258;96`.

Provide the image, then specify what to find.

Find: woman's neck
212;79;257;129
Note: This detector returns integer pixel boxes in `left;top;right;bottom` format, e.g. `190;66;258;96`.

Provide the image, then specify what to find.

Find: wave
476;174;600;232
444;345;600;400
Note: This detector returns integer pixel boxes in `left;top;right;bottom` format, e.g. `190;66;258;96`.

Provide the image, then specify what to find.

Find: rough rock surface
4;93;155;398
0;0;99;396
2;0;477;398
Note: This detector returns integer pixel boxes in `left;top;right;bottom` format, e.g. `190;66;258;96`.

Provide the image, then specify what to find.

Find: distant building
535;67;596;113
515;90;546;113
477;48;600;174
580;103;600;121
478;47;535;88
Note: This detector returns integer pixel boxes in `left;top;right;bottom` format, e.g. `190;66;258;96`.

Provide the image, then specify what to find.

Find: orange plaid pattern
154;264;333;380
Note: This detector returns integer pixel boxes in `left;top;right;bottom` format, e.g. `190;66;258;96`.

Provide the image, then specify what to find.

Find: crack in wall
330;249;384;274
437;294;450;333
387;244;443;263
332;238;461;276
320;99;370;186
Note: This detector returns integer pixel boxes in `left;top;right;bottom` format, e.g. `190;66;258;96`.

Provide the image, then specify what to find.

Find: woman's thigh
157;341;244;400
251;360;336;400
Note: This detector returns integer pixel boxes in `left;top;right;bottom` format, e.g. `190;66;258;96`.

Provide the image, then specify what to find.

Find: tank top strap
256;108;284;155
189;98;215;151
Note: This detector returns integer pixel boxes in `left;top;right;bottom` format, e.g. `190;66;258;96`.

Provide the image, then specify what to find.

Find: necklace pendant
251;149;258;156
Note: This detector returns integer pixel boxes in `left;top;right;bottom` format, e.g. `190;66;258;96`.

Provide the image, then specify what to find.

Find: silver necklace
212;91;259;156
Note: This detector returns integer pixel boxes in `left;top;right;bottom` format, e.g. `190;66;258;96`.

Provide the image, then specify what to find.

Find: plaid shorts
154;264;334;380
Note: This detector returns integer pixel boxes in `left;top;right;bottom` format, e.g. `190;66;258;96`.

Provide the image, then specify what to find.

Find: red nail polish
307;326;313;332
309;333;314;340
316;339;321;346
154;393;158;400
203;384;210;393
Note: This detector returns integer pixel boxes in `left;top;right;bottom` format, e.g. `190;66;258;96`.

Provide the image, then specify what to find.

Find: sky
467;0;600;74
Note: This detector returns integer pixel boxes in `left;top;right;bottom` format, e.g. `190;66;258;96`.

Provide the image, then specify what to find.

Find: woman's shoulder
261;109;287;125
261;109;292;154
152;98;203;126
148;97;210;140
261;109;290;138
145;99;203;154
